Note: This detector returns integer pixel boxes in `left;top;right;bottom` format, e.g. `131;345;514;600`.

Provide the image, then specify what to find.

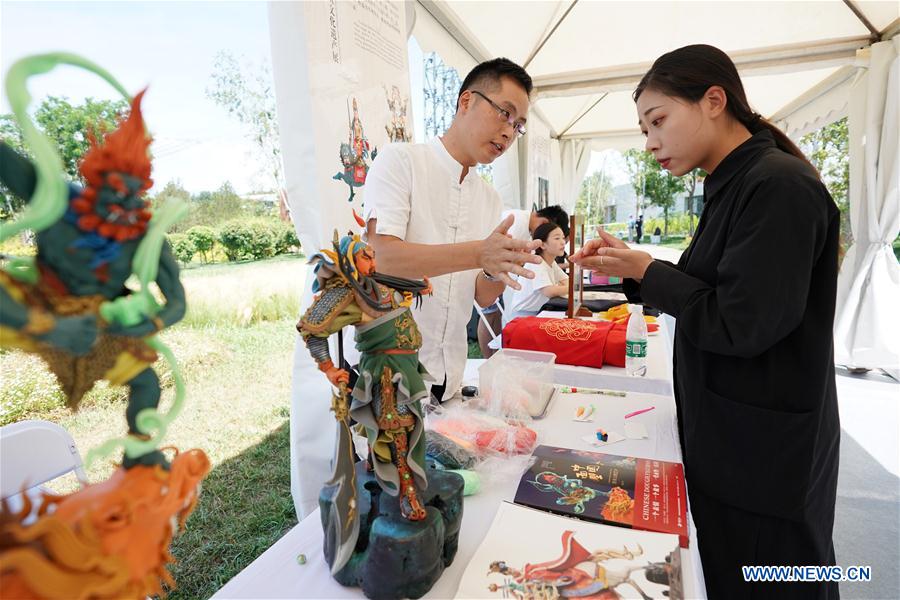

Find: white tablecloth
215;326;707;599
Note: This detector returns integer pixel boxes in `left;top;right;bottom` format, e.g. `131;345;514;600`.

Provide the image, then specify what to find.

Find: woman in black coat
572;45;840;599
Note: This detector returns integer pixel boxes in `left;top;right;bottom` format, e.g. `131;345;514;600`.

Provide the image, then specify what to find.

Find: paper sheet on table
624;421;649;439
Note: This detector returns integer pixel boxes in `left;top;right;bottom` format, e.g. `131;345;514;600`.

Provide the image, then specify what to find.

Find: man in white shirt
365;58;539;402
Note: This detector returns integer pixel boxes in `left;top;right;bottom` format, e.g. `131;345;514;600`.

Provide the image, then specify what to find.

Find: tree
681;169;707;235
575;171;613;226
0;96;127;218
153;181;246;233
624;149;686;237
150;180;192;231
33;97;129;180
152;180;192;207
190;182;244;230
168;233;196;266
186;226;216;263
800;118;850;247
206;52;284;200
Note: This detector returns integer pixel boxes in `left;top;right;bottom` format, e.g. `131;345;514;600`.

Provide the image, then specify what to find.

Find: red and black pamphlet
514;444;689;547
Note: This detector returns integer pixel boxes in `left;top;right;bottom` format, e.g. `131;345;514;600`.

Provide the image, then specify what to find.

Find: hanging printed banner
523;115;552;209
270;0;413;254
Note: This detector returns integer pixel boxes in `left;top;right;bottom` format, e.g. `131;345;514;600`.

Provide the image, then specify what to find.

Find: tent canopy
413;0;899;149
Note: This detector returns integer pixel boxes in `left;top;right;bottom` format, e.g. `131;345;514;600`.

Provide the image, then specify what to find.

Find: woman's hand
570;228;654;281
571;227;630;258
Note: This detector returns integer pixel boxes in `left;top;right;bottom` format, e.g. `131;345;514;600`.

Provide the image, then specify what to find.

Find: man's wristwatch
481;269;499;282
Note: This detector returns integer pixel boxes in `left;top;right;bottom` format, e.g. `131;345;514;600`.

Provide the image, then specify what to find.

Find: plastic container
589;272;622;285
478;348;557;418
625;304;648;377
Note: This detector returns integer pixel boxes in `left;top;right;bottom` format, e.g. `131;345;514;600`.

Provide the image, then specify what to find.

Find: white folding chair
474;300;505;351
0;420;88;505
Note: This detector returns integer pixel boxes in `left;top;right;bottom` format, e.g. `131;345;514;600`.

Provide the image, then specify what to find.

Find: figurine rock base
319;462;464;599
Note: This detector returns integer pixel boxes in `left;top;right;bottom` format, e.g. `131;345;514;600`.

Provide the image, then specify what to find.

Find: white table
215;346;707;599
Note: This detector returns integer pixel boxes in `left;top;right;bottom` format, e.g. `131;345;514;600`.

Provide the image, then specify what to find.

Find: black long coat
627;130;841;599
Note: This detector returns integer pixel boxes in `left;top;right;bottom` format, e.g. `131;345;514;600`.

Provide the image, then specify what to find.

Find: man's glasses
470;90;527;137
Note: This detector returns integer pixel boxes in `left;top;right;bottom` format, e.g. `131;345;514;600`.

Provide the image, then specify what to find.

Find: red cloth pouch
503;317;657;368
503;317;614;368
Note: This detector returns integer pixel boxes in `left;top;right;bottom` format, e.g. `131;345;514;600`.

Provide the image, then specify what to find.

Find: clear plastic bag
477;348;556;419
425;403;538;486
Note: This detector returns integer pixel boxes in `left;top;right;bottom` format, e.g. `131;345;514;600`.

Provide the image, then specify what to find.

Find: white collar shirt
364;137;502;400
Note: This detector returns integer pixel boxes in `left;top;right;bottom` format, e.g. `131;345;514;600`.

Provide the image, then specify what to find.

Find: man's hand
421;276;433;296
570;229;653;281
480;214;542;290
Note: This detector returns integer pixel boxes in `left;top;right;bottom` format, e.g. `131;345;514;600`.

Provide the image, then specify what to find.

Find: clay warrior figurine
0;55;187;469
0;53;207;600
297;225;432;569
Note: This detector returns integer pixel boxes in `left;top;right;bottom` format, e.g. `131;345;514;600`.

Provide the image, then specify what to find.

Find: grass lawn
656;237;692;251
0;254;307;599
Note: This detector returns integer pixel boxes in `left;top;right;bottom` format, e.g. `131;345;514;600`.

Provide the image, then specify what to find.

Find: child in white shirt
509;223;569;318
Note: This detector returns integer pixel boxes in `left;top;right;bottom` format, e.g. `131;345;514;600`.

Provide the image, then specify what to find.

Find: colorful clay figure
297;226;433;571
0;449;210;599
0;52;207;600
0;54;188;469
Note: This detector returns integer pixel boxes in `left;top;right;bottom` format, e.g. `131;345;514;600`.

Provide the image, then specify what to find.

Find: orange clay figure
0;448;210;599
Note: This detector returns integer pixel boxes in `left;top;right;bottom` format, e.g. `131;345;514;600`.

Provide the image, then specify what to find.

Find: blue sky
1;1;273;194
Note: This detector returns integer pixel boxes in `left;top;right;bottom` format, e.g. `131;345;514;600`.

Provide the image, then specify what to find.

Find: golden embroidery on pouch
538;319;597;342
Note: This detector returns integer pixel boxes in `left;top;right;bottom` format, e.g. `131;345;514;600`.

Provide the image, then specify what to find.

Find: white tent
272;0;898;518
414;1;897;140
834;36;899;369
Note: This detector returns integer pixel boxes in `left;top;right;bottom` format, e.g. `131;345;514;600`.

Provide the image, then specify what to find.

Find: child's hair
532;222;562;256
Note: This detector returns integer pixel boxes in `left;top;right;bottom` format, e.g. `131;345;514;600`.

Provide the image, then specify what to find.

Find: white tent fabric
269;1;419;519
414;1;898;145
557;138;591;213
834;37;900;369
770;65;858;139
412;0;898;209
267;2;349;520
491;141;522;209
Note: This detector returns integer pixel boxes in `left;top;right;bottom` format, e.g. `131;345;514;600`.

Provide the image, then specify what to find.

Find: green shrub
218;219;276;261
168;233;196;265
273;221;300;255
187;226;216;263
644;213;699;237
